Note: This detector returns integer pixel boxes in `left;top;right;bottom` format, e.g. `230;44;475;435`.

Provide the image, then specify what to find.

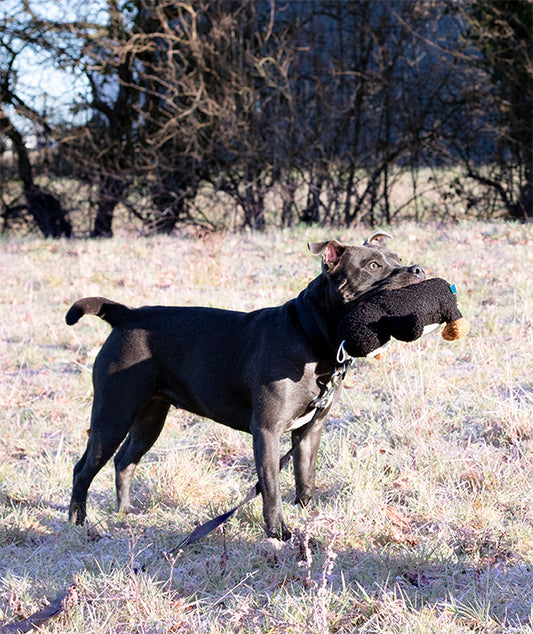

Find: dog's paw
266;522;292;542
68;503;86;526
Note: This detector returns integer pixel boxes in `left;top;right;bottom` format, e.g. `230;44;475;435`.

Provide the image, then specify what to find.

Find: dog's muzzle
407;264;426;280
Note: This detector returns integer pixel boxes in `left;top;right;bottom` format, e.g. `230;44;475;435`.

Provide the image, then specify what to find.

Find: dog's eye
368;261;380;270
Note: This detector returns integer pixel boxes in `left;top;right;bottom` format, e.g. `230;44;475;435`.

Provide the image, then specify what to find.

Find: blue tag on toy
449;284;457;294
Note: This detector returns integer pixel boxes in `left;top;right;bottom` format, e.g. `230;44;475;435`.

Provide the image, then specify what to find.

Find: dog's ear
308;240;346;266
363;230;393;246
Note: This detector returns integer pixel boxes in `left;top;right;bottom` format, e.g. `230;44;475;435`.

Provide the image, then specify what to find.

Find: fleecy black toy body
337;277;464;358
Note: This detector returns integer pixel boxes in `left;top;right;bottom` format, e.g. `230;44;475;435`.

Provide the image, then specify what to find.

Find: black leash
168;410;319;553
169;357;353;554
0;587;75;634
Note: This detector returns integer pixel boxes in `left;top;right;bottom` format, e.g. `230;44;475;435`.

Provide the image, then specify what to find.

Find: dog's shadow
2;517;530;630
1;495;529;630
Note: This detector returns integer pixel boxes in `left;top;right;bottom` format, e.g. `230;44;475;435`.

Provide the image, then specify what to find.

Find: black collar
294;292;336;357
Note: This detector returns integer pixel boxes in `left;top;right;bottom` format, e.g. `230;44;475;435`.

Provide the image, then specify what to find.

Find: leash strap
169;412;318;554
169;355;353;553
172;482;261;552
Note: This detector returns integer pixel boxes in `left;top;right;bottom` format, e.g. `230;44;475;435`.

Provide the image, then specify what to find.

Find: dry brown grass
0;221;531;632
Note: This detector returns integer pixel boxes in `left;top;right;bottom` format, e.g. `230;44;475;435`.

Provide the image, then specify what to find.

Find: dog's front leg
292;416;325;507
252;421;291;540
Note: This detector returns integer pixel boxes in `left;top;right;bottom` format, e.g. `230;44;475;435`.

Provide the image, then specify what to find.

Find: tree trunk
511;173;532;220
242;189;265;230
301;174;323;225
93;173;126;237
0;111;72;237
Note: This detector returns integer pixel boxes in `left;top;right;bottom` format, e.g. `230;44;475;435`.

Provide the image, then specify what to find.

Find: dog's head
309;231;425;306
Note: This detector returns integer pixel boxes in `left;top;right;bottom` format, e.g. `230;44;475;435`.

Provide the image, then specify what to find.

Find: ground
0;222;531;633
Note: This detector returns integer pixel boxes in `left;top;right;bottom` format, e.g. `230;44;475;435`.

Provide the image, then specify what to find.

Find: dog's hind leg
113;396;170;514
69;385;156;525
69;414;132;525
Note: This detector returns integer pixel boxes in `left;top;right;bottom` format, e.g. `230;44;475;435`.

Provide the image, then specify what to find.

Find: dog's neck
294;291;338;358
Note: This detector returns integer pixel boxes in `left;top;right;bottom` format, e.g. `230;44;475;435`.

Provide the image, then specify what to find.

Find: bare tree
462;0;532;220
0;7;72;237
3;0;530;236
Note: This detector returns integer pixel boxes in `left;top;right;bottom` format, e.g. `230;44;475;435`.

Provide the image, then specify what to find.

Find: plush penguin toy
337;278;470;358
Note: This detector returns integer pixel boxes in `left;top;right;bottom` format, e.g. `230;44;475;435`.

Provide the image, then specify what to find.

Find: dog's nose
408;264;426;279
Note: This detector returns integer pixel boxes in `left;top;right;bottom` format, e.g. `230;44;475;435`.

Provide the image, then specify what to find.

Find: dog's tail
66;297;130;327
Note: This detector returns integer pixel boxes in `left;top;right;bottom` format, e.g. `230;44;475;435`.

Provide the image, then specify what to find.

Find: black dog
67;232;425;539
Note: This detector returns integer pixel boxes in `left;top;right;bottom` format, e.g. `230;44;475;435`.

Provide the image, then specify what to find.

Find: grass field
0;222;531;633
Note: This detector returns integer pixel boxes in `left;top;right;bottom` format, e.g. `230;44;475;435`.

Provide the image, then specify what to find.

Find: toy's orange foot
442;317;470;341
